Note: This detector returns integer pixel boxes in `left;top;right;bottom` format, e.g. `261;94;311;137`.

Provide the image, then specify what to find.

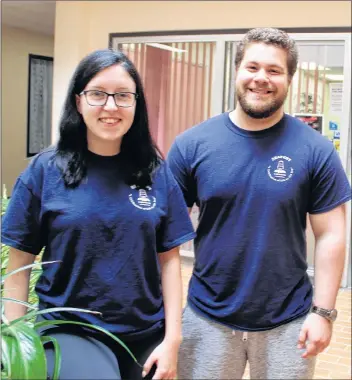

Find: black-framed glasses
80;90;138;107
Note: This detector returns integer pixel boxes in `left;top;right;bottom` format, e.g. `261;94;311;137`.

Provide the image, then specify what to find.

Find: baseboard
180;250;194;259
307;268;314;280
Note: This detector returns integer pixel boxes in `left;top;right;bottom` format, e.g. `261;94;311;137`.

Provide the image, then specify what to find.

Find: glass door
289;40;351;285
290;41;346;276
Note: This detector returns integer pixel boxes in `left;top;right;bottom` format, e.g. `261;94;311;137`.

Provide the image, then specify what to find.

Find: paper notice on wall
329;82;343;114
333;131;340;139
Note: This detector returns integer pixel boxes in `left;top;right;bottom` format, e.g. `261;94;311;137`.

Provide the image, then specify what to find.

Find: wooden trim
313;67;319;113
140;44;146;80
296;64;302;113
321;68;326;113
134;43;140;72
164;47;172;153
179;42;186;136
186;42;194;130
207;43;214;118
305;62;310;113
200;43;207;123
170;44;178;146
193;43;200;126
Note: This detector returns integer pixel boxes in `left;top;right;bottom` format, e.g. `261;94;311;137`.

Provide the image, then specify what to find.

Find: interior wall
52;0;351;141
1;25;54;194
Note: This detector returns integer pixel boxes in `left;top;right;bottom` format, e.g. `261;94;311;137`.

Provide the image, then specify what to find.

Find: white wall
2;25;54;194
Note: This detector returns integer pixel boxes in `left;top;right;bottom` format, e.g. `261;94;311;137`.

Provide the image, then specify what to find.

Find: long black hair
54;49;162;188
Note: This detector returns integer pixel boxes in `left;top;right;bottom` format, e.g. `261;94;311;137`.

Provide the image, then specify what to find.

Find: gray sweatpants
178;305;316;379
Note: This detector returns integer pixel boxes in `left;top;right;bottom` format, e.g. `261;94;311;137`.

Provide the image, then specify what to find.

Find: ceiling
2;1;55;36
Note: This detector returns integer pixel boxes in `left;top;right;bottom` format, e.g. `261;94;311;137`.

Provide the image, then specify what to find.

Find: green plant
1;195;42;315
1;196;141;379
298;92;322;114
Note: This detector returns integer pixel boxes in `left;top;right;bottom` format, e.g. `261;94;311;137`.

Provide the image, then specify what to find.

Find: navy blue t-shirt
2;148;195;340
167;112;351;331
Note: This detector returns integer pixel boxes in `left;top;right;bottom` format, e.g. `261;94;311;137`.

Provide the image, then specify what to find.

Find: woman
2;49;195;379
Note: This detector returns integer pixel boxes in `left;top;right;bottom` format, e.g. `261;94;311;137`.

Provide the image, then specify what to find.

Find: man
167;28;351;379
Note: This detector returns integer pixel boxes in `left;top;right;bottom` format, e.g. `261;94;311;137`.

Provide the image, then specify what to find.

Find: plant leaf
6;307;102;328
1;322;47;379
34;320;142;367
1;297;38;309
1;334;12;379
1;332;27;378
1;260;61;283
41;335;61;380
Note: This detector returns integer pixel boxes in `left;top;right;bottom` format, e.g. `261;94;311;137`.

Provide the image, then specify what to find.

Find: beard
236;87;288;119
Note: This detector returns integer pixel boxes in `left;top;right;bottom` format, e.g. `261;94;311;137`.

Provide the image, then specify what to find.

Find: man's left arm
298;204;347;358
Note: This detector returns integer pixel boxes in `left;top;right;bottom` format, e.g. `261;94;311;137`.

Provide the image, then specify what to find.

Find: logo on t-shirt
129;185;156;210
267;155;294;182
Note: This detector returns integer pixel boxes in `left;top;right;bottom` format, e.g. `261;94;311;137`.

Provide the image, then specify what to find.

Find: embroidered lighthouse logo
129;185;156;210
267;155;294;182
274;160;287;179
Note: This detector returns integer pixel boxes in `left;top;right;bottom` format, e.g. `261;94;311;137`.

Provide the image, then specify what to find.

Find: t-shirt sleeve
1;177;44;255
308;147;351;214
156;166;196;253
167;139;197;208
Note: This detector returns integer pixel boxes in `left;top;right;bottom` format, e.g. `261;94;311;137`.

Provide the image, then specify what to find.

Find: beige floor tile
313;368;332;379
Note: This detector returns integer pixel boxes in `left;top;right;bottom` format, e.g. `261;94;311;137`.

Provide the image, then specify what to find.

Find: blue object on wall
329;121;338;131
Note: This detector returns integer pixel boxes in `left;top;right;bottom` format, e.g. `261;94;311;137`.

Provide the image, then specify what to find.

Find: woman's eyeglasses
79;90;138;107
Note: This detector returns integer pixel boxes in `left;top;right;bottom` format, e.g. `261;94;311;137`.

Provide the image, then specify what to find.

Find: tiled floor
181;257;351;380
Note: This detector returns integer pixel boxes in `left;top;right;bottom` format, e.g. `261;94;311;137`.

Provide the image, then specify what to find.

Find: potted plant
1;194;141;379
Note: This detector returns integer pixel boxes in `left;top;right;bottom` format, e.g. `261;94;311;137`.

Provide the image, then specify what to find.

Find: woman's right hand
142;338;181;380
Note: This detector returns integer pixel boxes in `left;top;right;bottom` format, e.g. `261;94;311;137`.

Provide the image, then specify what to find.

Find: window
27;54;53;157
113;41;216;156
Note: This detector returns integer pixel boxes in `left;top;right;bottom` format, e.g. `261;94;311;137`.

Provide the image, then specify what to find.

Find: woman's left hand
142;339;181;380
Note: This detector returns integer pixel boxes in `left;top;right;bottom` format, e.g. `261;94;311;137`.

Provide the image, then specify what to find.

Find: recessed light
325;74;344;81
146;43;187;53
300;62;330;71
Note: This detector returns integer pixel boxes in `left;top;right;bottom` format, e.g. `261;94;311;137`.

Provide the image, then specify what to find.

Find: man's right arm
167;139;196;210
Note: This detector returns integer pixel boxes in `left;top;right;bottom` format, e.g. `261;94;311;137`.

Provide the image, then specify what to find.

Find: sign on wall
293;113;324;134
329;82;343;114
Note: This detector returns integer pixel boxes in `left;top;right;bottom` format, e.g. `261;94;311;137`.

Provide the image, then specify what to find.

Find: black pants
42;324;164;380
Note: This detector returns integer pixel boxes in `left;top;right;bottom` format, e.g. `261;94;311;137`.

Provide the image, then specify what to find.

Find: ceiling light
325;74;344;81
300;62;330;71
146;43;187;53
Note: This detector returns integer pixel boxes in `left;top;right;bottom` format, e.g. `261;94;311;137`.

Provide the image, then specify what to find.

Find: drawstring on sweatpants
232;330;248;341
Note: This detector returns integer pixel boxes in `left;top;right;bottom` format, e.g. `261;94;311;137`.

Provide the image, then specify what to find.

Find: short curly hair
235;27;299;79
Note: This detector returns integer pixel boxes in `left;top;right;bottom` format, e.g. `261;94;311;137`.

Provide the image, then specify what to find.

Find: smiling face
235;42;290;119
76;64;136;155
